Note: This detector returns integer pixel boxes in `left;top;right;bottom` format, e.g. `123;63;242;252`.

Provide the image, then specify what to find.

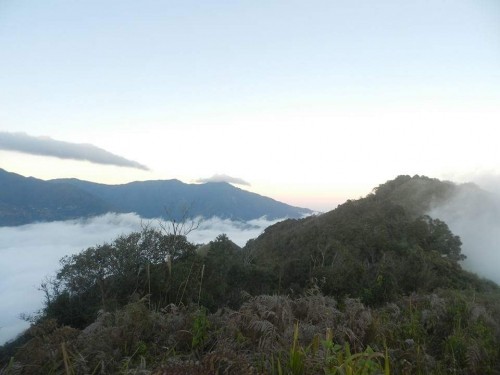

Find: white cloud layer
0;213;279;344
0;132;149;170
196;174;251;186
2;185;499;345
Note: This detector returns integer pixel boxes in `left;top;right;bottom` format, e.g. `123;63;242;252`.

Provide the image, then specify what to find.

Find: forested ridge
2;175;500;374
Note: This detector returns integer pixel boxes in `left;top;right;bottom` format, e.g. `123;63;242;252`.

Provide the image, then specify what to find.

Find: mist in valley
0;214;282;344
2;177;500;346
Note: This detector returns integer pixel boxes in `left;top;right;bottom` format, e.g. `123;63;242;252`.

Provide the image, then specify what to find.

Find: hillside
52;177;313;221
0;168;312;226
0;169;111;226
2;175;499;374
245;175;497;302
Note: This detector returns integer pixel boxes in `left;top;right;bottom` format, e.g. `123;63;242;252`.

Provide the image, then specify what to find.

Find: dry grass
2;290;500;374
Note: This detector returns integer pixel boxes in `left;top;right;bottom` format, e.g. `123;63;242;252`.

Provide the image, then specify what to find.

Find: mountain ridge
0;168;313;226
244;174;498;302
0;168;112;226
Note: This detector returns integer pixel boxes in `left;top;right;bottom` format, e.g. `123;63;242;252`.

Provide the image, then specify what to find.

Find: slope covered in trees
2;175;499;374
245;175;494;305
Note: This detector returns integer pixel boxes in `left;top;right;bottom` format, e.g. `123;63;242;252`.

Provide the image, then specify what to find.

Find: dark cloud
196;174;250;186
0;132;149;170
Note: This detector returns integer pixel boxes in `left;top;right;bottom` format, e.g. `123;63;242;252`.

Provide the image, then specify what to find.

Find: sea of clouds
2;184;499;345
0;214;283;344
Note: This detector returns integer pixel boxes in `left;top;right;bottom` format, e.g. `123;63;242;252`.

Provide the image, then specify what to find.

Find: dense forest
1;175;499;374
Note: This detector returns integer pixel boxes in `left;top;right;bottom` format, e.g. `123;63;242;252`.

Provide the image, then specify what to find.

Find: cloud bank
0;132;149;170
196;174;250;186
0;213;279;344
428;181;500;285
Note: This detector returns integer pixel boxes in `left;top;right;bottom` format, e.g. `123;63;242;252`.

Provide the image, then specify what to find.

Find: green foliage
39;228;199;328
191;308;210;351
246;176;492;305
323;341;386;375
3;175;500;374
288;322;306;375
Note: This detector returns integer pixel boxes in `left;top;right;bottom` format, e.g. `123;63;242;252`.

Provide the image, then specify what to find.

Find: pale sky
1;0;499;211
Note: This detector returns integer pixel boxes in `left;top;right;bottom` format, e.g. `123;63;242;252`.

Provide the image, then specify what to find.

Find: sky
1;0;500;211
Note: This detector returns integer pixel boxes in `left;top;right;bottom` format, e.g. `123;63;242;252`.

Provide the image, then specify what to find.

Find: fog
429;181;500;285
0;214;282;344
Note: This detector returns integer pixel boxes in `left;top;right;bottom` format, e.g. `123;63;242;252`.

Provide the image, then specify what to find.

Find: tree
42;228;198;327
410;215;465;262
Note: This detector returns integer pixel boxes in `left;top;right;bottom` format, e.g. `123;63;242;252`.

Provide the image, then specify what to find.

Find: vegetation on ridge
1;175;499;374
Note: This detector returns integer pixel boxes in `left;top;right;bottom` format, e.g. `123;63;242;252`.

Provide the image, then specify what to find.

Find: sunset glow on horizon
1;0;499;211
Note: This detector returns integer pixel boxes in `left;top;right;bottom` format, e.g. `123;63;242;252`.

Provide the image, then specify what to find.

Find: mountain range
0;169;312;226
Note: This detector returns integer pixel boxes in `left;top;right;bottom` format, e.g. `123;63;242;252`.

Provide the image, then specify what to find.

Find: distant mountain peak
0;169;313;226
